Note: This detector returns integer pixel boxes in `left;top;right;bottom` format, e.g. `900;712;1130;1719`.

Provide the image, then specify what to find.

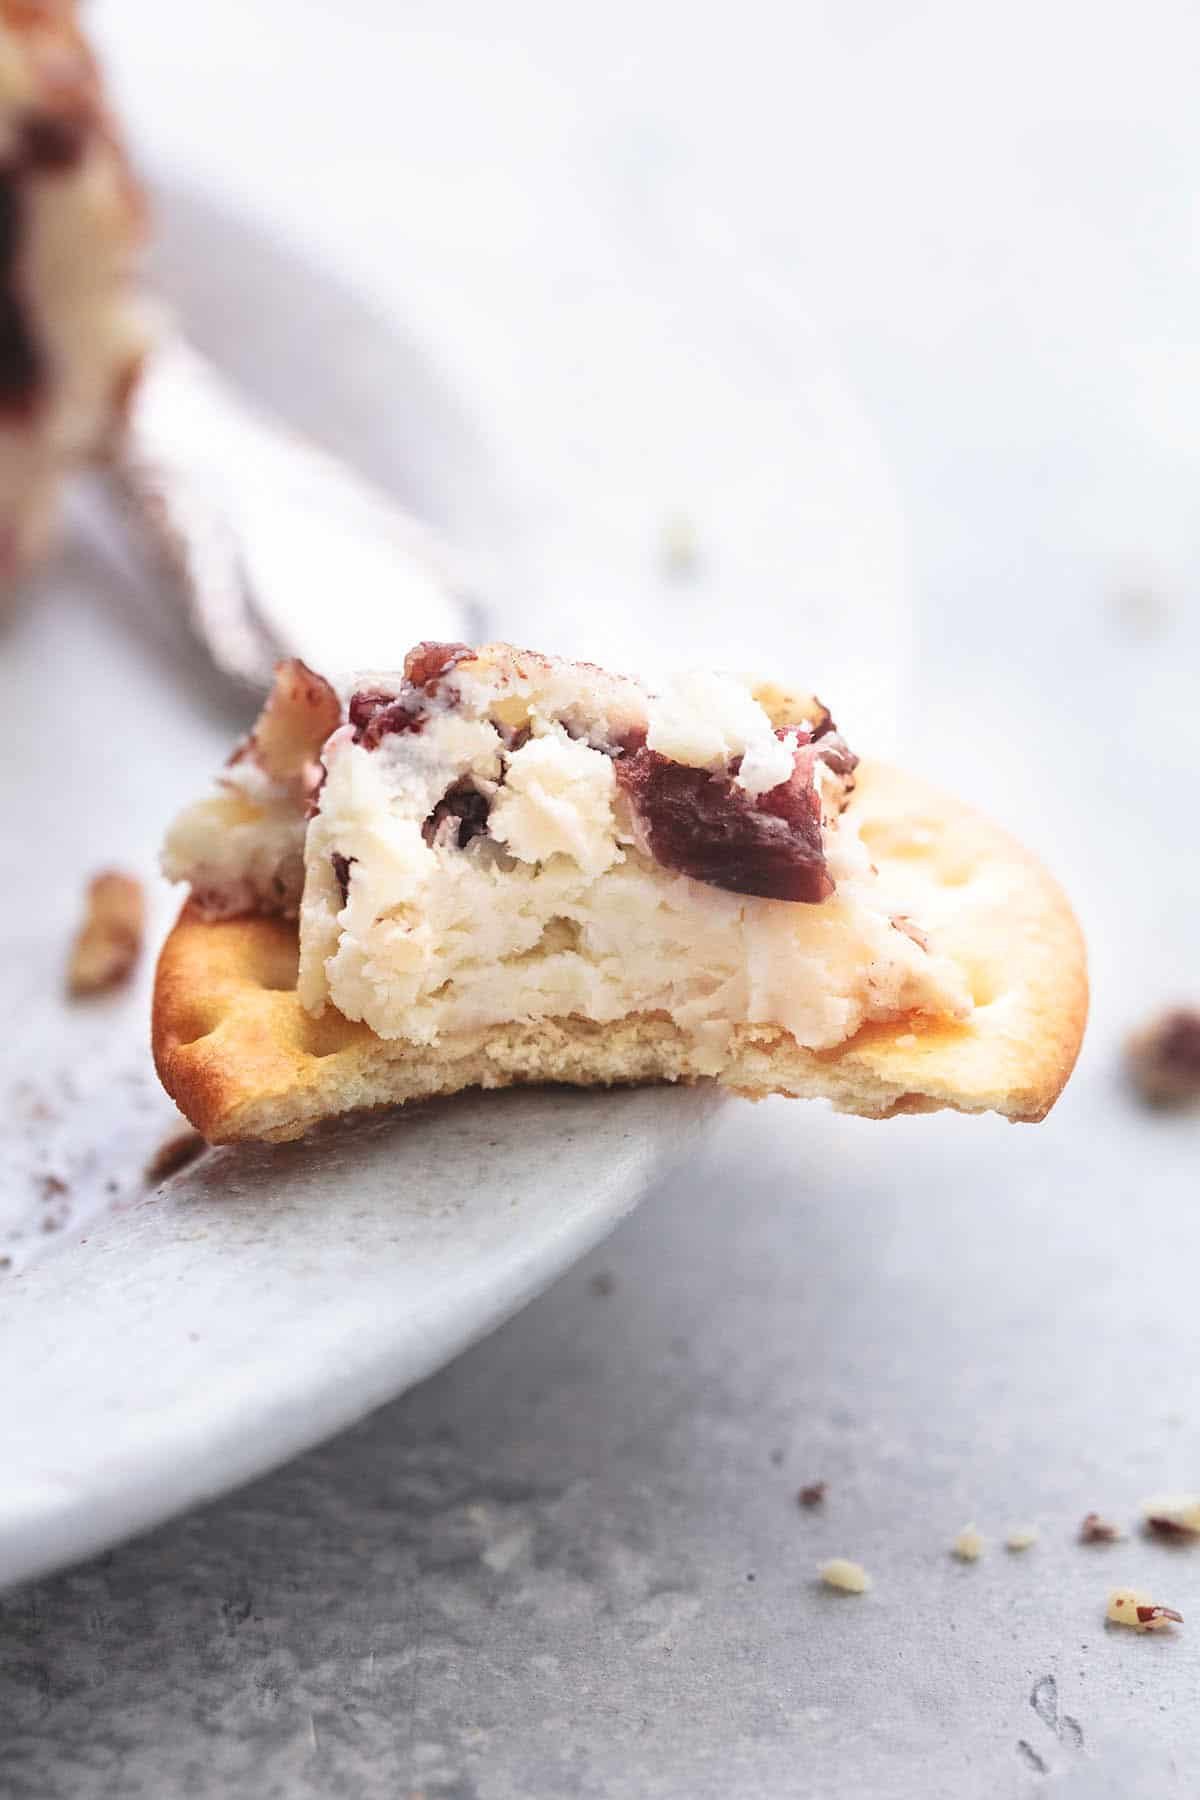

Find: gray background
6;1;1200;1794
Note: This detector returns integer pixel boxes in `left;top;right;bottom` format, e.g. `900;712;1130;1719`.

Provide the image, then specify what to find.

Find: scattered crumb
144;1130;206;1184
660;512;700;579
1126;1009;1200;1106
1107;1587;1183;1632
37;1173;68;1200
819;1558;871;1594
1006;1526;1039;1552
67;871;145;997
798;1482;827;1509
952;1524;986;1562
1112;583;1167;639
1141;1494;1200;1539
1080;1512;1123;1544
588;1270;616;1298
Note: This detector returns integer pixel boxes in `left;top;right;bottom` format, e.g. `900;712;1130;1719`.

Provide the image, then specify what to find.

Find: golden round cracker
153;761;1087;1143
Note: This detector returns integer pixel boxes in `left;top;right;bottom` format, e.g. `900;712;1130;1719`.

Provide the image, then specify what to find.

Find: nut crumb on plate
952;1524;986;1561
798;1482;827;1508
1141;1494;1200;1538
67;871;144;996
1080;1511;1123;1543
819;1558;871;1594
1005;1525;1038;1552
1107;1588;1183;1631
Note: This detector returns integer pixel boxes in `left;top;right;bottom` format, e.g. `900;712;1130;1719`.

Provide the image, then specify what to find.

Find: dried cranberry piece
423;783;490;849
349;687;424;749
616;738;834;903
1128;1008;1200;1105
0;171;40;415
20;112;87;172
331;853;356;904
349;645;473;750
403;641;473;691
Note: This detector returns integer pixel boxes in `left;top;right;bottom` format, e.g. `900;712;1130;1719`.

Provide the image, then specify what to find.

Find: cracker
153;761;1088;1143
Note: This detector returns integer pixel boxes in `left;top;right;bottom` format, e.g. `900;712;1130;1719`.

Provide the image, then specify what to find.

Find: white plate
0;182;906;1588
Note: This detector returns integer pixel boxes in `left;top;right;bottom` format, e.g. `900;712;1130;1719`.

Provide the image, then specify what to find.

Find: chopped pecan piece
1141;1494;1200;1538
1107;1588;1183;1631
797;1482;827;1508
1079;1512;1123;1544
403;640;472;691
240;658;341;789
67;871;144;996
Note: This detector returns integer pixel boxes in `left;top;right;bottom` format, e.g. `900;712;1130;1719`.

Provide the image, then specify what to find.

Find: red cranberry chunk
616;739;834;903
1128;1008;1200;1105
350;645;473;749
331;853;356;904
0;172;41;415
20;112;87;172
423;783;490;849
349;688;426;748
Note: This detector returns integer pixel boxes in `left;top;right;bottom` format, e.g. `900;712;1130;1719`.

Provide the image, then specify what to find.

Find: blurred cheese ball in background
0;0;147;584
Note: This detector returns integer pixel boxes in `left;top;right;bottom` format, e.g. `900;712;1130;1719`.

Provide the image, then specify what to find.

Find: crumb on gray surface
66;871;145;998
1126;1009;1200;1106
819;1558;871;1593
1080;1512;1123;1544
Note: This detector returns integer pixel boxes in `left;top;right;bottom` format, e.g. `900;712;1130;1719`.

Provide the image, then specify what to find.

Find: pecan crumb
1107;1587;1183;1631
1080;1512;1123;1544
243;658;340;789
67;871;144;996
1141;1494;1200;1539
819;1558;871;1594
952;1524;986;1561
403;640;473;692
1005;1525;1039;1552
145;1130;206;1184
1127;1009;1200;1106
798;1482;827;1509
